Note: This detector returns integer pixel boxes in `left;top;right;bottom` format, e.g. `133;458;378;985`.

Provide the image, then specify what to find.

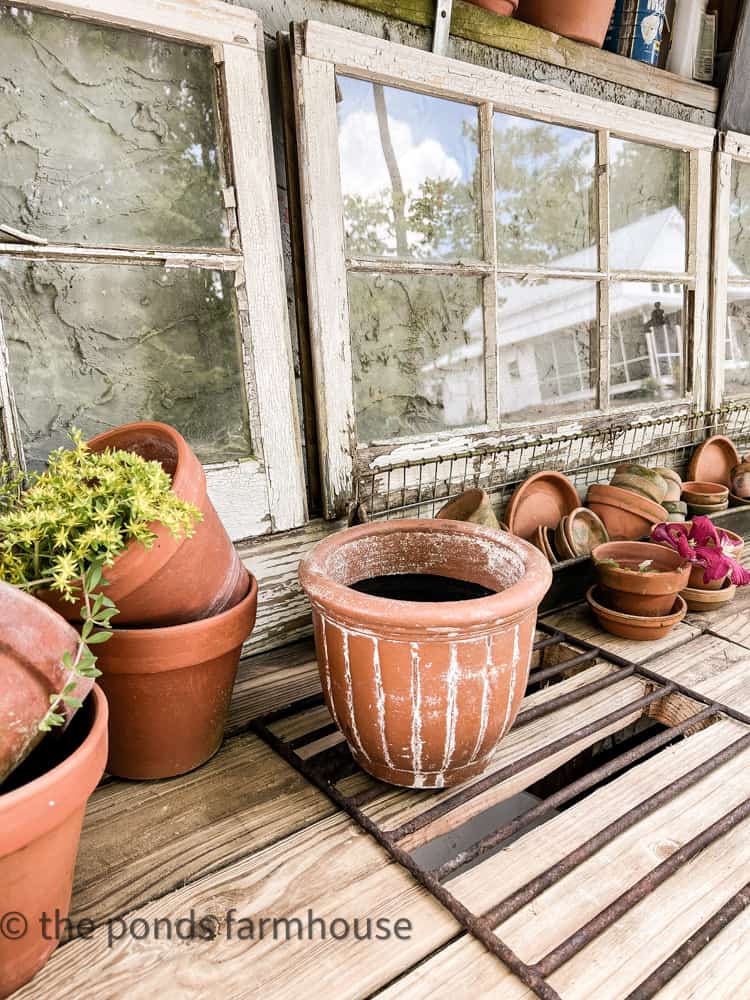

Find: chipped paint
371;636;393;769
341;628;370;762
410;642;424;774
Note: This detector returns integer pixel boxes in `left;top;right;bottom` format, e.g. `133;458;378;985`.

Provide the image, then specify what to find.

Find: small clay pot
687;501;729;516
563;507;608;557
95;570;257;779
681;481;730;506
555;517;577;561
437;489;500;529
731;463;750;499
587;586;687;641
299;519;551;789
464;0;518;14
610;473;666;505
586;484;667;541
653;468;683;503
41;423;246;628
663;500;688;515
516;0;616;46
592;541;691;617
0;687;107;998
684;524;743;591
681;578;736;612
730;492;750;508
0;583;90;784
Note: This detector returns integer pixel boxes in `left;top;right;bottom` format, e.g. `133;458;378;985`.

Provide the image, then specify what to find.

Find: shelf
339;0;720;114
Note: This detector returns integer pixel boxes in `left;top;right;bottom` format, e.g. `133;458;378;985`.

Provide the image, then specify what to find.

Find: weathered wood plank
337;0;720;113
641;633;750;714
377;718;749;997
69;731;334;931
541;603;703;663
227;638;321;733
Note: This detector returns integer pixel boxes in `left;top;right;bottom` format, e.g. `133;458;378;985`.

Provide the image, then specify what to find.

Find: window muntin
717;148;750;403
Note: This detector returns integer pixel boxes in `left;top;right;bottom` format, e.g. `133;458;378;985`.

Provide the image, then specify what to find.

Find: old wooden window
0;0;306;538
711;131;750;406
293;21;715;518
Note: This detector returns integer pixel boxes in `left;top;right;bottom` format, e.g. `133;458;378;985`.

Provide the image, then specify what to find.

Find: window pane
498;277;597;420
337;77;481;260
348;272;484;442
609;138;688;272
494;114;596;267
725;284;750;396
0;258;251;466
0;4;228;247
610;282;684;407
729;160;750;276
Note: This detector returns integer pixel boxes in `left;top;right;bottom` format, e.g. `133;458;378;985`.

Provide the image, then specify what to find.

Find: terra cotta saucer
505;471;579;541
687;436;740;489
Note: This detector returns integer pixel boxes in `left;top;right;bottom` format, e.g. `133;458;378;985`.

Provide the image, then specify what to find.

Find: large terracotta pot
586;483;668;540
299;520;552;789
516;0;616;46
43;422;246;627
0;583;92;784
592;541;691;617
0;686;107;999
95;570;257;779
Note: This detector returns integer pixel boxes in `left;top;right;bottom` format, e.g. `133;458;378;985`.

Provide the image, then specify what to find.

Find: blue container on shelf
604;0;675;67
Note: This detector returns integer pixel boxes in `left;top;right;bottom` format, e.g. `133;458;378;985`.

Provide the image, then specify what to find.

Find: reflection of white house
419;208;696;422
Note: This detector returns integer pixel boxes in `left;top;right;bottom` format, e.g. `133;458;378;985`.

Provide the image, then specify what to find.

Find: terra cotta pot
586;586;687;641
592;541;691;617
0;686;107;998
94;569;257;779
437;488;500;529
299;519;552;789
42;422;246;628
516;0;616;46
586;483;668;541
465;0;518;16
0;583;91;784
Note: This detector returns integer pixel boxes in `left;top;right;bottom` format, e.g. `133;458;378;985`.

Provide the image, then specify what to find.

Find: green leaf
86;631;113;644
638;560;654;572
62;696;83;709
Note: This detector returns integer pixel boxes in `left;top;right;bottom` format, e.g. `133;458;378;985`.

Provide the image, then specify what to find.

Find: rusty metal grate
250;627;750;1000
354;403;750;522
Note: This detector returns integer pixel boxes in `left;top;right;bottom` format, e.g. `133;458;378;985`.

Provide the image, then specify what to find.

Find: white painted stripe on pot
409;642;423;772
441;642;461;774
320;618;343;733
499;624;521;740
470;635;493;763
372;636;393;769
341;627;370;761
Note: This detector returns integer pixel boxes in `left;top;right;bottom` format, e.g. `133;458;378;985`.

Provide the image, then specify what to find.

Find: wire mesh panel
355;404;750;521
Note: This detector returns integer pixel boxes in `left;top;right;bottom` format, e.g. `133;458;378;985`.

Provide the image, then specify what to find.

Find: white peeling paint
409;642;423;772
319;618;343;733
372;636;393;769
441;643;461;776
341;628;370;761
499;623;521;740
470;635;493;763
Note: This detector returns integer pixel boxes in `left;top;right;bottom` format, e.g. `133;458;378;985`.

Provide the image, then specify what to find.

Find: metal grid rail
355;403;750;521
250;627;750;1000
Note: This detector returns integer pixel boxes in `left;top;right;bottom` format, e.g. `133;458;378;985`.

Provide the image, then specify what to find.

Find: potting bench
10;538;750;999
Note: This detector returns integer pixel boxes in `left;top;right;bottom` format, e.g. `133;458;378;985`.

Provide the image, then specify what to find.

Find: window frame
710;130;750;408
293;20;715;519
0;0;307;538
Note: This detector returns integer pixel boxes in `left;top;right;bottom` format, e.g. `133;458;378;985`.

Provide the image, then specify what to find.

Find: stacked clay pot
586;464;673;540
588;540;690;641
681;481;730;517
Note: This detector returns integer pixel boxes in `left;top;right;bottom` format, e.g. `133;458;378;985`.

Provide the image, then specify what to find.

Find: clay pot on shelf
42;422;246;628
437;489;500;529
681;481;730;507
731;462;750;500
586;483;668;541
299;519;552;789
515;0;616;46
611;465;668;505
586;586;686;641
1;687;107;999
94;570;257;780
592;541;691;617
682;579;737;612
686;525;744;591
0;583;92;784
465;0;518;15
652;468;683;503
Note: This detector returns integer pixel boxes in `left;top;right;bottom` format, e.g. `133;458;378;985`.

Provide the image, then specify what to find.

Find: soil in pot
299;519;552;789
592;541;691;617
351;574;495;601
44;422;246;628
94;570;257;779
0;687;107;999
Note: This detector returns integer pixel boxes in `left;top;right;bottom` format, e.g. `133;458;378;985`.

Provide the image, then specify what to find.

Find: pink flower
650;516;750;587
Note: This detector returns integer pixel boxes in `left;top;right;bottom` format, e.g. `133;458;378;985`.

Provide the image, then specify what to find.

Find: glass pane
337;76;481;260
609;138;688;272
494;114;596;267
724;284;750;396
0;4;228;247
348;272;484;442
0;258;251;466
729;160;750;276
498;277;597;421
610;282;685;407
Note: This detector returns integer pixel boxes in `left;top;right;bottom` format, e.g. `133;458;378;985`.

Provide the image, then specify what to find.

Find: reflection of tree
373;83;408;256
609;143;682;231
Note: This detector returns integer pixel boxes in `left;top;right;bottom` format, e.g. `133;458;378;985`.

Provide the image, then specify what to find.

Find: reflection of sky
337;75;478;194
